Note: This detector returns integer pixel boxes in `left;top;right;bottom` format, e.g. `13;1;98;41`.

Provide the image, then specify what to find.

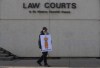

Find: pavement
0;58;100;67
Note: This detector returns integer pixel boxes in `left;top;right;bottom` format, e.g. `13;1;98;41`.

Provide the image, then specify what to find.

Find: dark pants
38;52;48;65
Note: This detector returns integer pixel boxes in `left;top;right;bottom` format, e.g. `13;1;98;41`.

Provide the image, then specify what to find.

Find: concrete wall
0;0;100;57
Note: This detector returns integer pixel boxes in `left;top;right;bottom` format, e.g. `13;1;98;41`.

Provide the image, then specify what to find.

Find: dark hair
42;27;47;31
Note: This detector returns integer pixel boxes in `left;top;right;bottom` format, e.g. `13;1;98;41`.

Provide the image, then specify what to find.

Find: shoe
44;64;51;67
37;61;42;66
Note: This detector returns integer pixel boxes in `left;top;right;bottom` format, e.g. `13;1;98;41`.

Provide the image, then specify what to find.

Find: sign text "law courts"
23;2;77;9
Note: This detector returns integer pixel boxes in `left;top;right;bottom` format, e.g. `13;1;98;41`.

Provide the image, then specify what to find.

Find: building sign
23;2;77;14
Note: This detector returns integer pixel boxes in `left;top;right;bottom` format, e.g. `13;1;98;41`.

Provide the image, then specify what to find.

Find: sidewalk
0;58;100;67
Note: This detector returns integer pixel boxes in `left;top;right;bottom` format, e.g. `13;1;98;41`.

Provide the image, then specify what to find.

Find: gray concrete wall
0;0;99;19
0;0;100;57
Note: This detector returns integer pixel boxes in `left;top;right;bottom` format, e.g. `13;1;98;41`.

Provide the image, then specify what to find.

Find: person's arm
38;35;41;49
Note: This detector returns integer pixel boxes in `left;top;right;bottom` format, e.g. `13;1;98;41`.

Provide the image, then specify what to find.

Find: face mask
43;30;45;32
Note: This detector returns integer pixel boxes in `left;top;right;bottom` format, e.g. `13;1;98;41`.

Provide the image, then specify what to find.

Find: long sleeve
38;35;41;49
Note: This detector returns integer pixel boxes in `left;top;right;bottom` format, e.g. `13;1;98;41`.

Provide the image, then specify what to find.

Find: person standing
37;27;50;67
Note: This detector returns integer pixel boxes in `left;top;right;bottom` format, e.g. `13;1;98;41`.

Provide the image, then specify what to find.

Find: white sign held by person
40;35;52;52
